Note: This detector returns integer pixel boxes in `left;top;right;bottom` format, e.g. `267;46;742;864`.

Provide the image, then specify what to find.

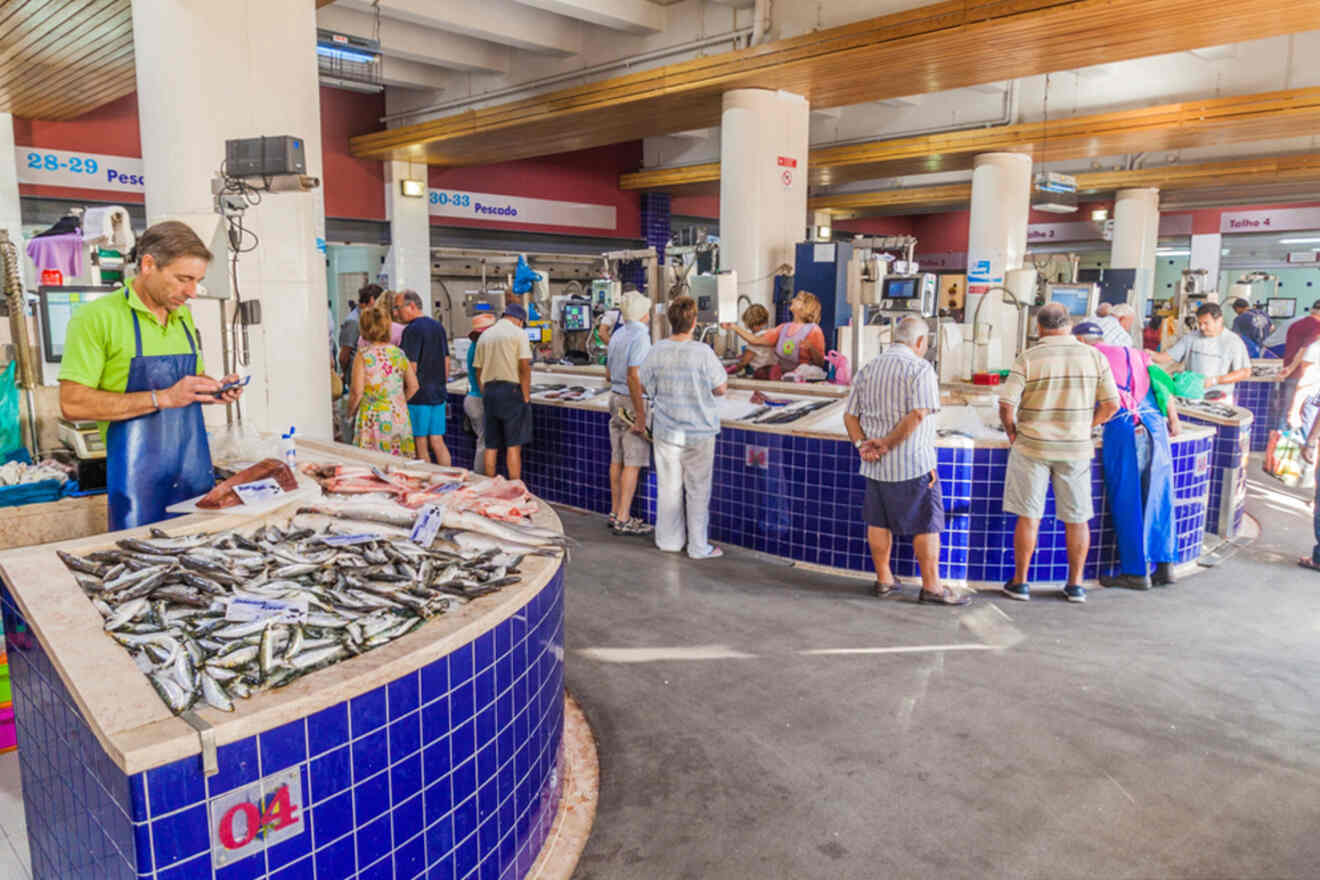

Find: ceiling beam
810;152;1320;217
378;56;452;91
317;6;507;74
349;0;1320;167
622;85;1320;192
336;0;579;55
509;0;664;34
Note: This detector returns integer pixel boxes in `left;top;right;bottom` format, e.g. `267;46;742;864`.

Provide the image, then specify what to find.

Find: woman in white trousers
639;296;729;559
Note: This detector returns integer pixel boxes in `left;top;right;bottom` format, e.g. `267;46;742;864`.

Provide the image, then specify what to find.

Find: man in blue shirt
640;296;728;559
397;290;451;466
1231;297;1273;356
607;291;654;536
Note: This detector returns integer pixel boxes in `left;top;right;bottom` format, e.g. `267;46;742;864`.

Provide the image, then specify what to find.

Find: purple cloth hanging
26;232;83;277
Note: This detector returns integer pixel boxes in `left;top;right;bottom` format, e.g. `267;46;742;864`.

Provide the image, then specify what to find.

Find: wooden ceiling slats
351;0;1320;166
0;0;135;121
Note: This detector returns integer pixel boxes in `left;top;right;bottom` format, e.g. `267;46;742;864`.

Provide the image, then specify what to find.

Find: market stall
0;438;567;880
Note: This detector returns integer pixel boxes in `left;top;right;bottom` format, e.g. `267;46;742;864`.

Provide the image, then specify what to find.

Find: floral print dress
354;342;415;457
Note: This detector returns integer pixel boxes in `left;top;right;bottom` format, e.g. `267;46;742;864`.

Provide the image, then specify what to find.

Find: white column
383;159;432;314
1189;233;1222;291
132;0;332;439
1110;187;1160;320
965;152;1032;372
0;114;26;289
719;89;809;312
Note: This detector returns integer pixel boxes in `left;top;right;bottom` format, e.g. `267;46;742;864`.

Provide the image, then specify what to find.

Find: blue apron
106;290;214;530
1101;348;1175;574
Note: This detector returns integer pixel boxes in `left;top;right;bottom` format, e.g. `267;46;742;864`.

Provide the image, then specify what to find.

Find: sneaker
616;517;654;536
690;546;723;560
1002;581;1031;601
1063;584;1087;603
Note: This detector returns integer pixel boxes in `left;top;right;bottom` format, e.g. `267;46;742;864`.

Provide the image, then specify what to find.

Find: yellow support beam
810;153;1320;216
351;0;1320;167
622;86;1320;192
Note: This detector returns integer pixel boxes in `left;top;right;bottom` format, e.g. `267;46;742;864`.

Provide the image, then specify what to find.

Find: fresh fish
200;673;235;712
57;551;105;577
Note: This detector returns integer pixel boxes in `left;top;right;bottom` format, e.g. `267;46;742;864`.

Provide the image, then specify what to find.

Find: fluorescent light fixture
1091;209;1108;222
316;45;377;65
1280;237;1320;244
1156;249;1190;256
400;179;426;198
816;225;832;240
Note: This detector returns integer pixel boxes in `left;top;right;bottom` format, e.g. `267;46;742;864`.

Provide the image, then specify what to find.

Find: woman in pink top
723;291;826;376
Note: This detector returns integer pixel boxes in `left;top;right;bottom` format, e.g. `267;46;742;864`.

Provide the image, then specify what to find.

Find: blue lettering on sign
24;151;145;186
430;192;472;207
473;202;517;217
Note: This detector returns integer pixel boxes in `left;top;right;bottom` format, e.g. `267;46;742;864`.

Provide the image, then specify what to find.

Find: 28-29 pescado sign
208;767;305;867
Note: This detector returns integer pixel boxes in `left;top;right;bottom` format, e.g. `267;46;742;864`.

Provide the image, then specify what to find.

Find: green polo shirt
59;282;205;437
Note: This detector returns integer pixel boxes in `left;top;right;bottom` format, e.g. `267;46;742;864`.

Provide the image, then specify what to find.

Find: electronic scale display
39;286;116;362
561;302;590;331
1267;297;1297;319
882;277;918;299
1046;284;1096;318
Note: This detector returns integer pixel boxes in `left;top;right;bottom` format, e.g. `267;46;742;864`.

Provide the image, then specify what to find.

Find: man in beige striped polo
998;303;1120;604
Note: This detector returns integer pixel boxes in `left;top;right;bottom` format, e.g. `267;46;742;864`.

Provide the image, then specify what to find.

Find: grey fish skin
200;673;235;712
58;551;105;577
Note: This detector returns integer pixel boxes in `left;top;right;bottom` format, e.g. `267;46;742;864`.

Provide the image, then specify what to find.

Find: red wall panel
428;142;642;239
319;86;385;221
670;192;719;219
13;92;144;203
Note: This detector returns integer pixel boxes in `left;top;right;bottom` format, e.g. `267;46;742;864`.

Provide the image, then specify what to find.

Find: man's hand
161;374;223;408
1167;415;1181;438
629;419;646;436
1304;442;1318;465
214;373;245;404
861;438;888;461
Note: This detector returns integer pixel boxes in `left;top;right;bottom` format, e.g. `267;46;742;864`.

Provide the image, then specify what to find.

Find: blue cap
503;302;527;322
1072;321;1103;338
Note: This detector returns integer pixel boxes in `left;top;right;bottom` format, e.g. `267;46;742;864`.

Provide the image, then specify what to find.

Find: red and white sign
1026;213;1193;243
1220;206;1320;234
209;768;305;867
777;156;797;168
781;170;793;187
39;269;62;286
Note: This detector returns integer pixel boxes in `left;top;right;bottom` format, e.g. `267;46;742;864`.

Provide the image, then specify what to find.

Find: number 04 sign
209;768;305;866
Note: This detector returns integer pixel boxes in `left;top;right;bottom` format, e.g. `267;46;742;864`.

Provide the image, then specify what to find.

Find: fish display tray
164;484;320;517
0;478;64;509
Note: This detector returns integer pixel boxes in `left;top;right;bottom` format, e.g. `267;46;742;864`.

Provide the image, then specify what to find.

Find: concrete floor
566;468;1320;880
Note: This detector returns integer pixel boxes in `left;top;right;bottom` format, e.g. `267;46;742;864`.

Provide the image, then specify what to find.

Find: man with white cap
607;290;654;535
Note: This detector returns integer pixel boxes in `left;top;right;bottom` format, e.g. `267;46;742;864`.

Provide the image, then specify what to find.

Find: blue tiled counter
0;447;567;880
1234;369;1283;452
446;371;1216;587
1178;400;1255;538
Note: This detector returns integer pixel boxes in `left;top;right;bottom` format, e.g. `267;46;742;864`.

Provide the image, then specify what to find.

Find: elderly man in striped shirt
999;303;1120;603
844;316;970;605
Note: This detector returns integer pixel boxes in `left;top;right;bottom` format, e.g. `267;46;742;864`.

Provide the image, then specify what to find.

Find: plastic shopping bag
0;361;21;459
1269;430;1306;486
1170;371;1205;401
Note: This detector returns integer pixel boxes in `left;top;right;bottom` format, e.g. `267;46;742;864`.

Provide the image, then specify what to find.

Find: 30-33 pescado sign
15;147;145;193
209;767;305;867
429;188;616;230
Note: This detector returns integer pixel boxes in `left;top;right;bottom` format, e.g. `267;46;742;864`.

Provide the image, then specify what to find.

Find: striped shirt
639;339;728;444
1000;335;1119;461
1097;315;1133;348
845;344;940;481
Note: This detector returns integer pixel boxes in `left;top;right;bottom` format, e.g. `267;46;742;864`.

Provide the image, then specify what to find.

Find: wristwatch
150;390;160;411
853;437;865;449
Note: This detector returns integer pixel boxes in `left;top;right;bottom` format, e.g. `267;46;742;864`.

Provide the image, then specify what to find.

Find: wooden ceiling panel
623;86;1320;192
810;152;1320;217
0;0;136;120
351;0;1320;166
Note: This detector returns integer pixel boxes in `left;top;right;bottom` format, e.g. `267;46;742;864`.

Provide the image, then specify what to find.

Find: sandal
918;587;972;606
1297;558;1320;572
873;581;903;597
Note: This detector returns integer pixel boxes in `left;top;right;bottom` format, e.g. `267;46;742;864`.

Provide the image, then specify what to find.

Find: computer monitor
881;276;919;300
1267;297;1297;319
561;302;590;331
39;286;115;362
1145;299;1154;318
1047;284;1097;318
525;326;542;344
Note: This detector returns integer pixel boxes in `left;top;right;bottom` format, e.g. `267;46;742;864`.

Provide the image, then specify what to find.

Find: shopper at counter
398;290;452;467
349;305;417;457
1231;298;1274;356
474;303;534;480
999;304;1120;603
722;291;826;375
1073;322;1180;589
607;291;654;537
59;221;245;530
1100;303;1137;348
1150;303;1251;403
641;296;728;559
844;316;969;605
465;313;495;475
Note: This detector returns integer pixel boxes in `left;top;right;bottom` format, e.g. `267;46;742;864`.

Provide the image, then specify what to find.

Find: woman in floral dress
348;303;418;457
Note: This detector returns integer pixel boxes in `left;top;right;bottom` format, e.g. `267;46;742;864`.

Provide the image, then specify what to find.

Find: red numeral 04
217;785;299;850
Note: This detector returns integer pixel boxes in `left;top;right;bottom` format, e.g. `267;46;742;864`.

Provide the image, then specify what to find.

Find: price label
232;478;285;504
410;503;446;546
322;533;380;547
225;596;308;624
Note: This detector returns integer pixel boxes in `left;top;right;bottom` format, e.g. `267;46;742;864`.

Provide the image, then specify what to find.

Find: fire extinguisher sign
209;768;305;866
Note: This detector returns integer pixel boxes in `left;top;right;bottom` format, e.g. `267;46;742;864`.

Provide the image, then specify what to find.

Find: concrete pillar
0;114;27;290
1110;187;1160;320
965;152;1032;371
719;89;809;312
1189;233;1222;294
383;159;432;314
132;0;332;439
